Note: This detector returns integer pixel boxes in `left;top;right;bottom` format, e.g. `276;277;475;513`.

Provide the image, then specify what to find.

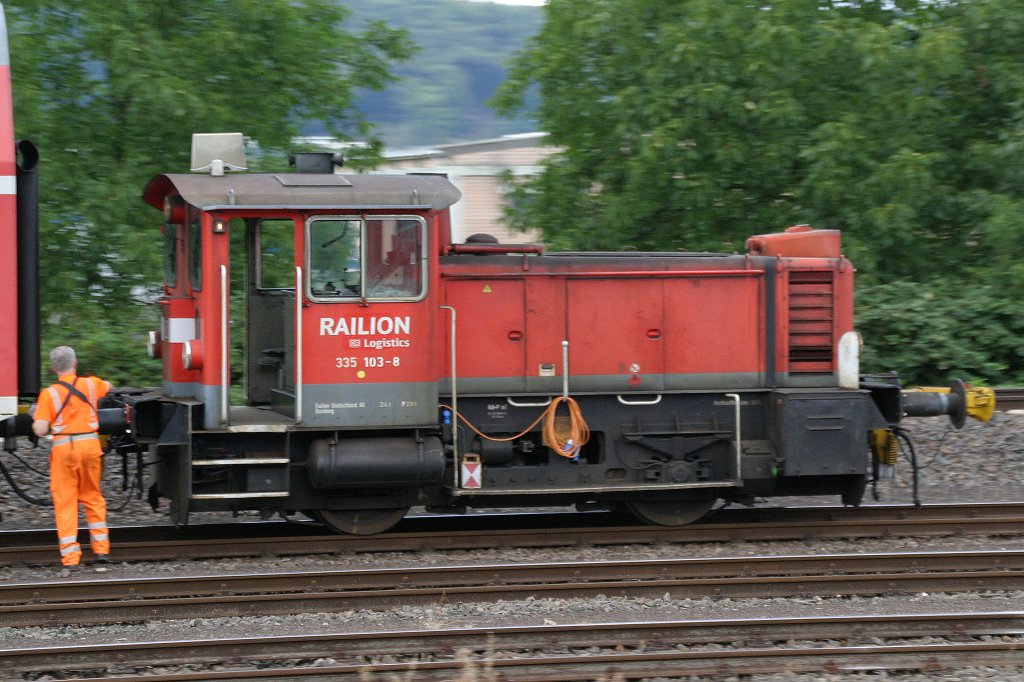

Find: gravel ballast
0;411;1021;680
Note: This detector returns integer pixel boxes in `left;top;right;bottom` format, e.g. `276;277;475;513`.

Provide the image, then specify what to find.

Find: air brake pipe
1;407;127;441
901;378;968;429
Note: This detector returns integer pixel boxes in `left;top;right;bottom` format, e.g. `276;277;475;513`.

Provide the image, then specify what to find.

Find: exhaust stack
15;139;38;398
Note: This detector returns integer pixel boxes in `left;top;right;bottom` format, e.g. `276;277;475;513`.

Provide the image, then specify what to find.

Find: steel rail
2;549;1024;627
4;502;1024;566
995;387;1024;411
3;612;1023;680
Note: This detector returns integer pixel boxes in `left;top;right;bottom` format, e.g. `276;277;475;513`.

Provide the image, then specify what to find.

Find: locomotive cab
136;134;461;532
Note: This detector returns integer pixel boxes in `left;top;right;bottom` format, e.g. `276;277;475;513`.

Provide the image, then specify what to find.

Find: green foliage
497;0;1024;383
5;0;414;386
857;280;1024;386
43;300;163;388
497;0;1024;270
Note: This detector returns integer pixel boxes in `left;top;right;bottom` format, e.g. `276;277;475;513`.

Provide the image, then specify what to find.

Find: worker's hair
50;346;77;374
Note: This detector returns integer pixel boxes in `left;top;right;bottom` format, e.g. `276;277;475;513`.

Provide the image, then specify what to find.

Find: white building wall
371;132;556;243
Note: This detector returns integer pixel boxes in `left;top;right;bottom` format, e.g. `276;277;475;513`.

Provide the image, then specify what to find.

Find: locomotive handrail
448;243;543;255
220;265;229;425
561;340;569;400
295;266;303;423
616;394;663;406
507;397;554;408
451;480;739;496
440;304;458;489
726;393;743;483
441;269;764;280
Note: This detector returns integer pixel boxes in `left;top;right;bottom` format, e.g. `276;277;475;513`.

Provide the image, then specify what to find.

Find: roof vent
190;133;247;176
288;152;344;174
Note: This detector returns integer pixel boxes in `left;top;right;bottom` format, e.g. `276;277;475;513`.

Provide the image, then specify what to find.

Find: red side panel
567;278;665;389
0;9;19;416
663;275;763;376
303;301;435;387
444;278;526;388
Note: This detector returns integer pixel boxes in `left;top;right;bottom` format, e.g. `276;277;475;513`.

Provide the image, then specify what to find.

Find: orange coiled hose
441;397;591;459
541;396;590;459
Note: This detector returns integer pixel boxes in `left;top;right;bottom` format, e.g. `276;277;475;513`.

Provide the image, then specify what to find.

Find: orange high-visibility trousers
49;437;109;566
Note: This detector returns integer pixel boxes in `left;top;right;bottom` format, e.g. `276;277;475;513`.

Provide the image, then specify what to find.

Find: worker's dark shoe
93;553;111;564
60;564;80;576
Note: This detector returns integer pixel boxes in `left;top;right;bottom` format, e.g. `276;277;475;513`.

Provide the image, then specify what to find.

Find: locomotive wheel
317;507;409;535
626;499;715;526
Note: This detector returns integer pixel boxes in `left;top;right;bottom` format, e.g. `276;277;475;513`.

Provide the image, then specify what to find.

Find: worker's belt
52;432;100;446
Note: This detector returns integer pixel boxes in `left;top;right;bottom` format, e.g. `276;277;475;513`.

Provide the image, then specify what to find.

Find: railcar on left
0;6;137;515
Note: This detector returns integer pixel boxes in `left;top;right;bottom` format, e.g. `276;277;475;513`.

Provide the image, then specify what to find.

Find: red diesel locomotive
4;129;995;533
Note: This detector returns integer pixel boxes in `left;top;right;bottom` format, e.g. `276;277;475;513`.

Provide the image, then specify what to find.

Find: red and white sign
461;455;482;489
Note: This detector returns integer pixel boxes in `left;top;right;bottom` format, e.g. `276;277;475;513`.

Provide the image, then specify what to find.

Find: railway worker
31;346;113;569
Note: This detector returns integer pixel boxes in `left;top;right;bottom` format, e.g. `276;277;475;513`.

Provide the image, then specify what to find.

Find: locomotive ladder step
191;458;290;466
190;456;291;499
191;491;290;499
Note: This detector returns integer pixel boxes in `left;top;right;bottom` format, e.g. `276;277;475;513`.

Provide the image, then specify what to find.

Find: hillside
341;0;543;146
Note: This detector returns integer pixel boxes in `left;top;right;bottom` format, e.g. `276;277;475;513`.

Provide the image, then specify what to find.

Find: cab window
162;223;179;290
258;219;296;289
364;218;424;299
188;209;202;291
308;218;361;297
307;215;425;302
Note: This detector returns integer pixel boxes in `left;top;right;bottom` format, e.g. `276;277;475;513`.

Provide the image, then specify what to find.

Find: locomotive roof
142;172;462;212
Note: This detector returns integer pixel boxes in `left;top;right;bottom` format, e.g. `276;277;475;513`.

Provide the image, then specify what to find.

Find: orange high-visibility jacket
35;374;109;435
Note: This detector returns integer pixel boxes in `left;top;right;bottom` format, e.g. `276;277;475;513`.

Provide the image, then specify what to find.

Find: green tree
496;0;1024;383
6;0;414;385
496;0;1024;275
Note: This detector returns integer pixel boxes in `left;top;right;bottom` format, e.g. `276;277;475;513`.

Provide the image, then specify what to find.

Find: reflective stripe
59;544;81;556
88;521;106;530
52;432;100;446
0;394;16;420
164;317;197;343
59;535;78;545
90;532;109;541
46;386;62;432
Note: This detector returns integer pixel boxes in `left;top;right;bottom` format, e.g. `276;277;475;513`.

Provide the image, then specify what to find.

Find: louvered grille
788;271;834;373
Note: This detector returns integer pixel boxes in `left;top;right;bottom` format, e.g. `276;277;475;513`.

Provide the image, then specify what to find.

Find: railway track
2;548;1023;628
4;502;1024;566
2;503;1022;679
4;611;1023;680
995;387;1024;411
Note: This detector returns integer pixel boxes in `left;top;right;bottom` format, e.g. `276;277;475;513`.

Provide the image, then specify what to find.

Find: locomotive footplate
446;392;753;496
